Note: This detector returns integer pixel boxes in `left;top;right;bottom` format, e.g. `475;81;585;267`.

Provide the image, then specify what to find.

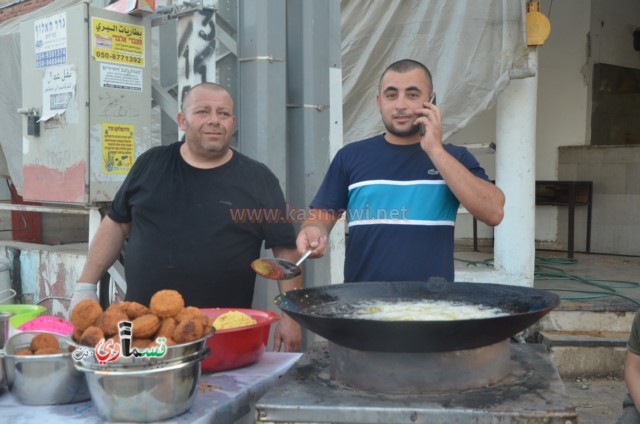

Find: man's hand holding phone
417;93;442;155
419;93;437;136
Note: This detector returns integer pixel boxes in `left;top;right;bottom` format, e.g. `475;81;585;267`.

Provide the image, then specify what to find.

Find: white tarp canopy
341;0;528;143
1;0;527;194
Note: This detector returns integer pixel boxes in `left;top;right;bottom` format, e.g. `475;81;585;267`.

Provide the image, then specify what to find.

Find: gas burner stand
256;342;577;423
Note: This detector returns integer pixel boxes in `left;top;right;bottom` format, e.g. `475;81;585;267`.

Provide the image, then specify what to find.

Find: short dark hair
181;82;233;112
379;59;433;92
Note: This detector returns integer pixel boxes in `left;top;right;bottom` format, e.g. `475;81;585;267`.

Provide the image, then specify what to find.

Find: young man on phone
297;59;505;283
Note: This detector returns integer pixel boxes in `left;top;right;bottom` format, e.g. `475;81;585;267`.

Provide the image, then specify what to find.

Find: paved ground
453;247;640;423
564;376;627;423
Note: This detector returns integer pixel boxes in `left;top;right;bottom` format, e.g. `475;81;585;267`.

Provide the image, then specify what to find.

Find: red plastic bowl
200;308;281;373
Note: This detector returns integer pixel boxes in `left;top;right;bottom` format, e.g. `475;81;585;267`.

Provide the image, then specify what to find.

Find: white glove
69;282;99;314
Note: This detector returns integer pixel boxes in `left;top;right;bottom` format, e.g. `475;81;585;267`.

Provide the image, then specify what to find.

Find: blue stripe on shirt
347;180;459;225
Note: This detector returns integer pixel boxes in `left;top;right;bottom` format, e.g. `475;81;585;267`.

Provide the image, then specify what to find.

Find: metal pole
238;0;288;314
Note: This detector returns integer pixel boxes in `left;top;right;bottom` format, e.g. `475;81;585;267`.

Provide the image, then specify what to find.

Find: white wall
587;0;640;147
453;0;640;251
535;0;591;245
589;0;640;70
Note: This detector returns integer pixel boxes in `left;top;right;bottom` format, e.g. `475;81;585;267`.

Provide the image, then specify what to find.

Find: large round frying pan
275;281;559;353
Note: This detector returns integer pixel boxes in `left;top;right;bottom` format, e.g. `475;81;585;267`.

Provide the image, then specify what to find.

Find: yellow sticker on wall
92;17;144;67
102;123;134;175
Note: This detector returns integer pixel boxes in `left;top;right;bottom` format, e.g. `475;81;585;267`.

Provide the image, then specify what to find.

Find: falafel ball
132;314;161;339
149;289;184;318
70;299;103;333
95;309;129;337
79;325;105;347
30;332;60;352
173;317;205;344
124;301;151;320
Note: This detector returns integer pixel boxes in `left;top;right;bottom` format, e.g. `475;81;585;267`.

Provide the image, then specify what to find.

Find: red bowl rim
201;308;280;334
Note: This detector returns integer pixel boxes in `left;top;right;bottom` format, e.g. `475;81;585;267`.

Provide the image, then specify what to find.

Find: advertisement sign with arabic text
91;17;144;67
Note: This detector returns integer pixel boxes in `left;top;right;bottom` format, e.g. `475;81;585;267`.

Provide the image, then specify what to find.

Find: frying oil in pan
303;299;508;321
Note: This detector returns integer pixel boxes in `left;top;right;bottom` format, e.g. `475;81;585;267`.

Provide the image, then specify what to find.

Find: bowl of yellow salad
200;308;280;373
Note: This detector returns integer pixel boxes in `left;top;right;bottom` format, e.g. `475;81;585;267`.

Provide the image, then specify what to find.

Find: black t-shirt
108;142;296;308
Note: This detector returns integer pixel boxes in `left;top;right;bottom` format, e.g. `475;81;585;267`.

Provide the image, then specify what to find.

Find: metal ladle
251;249;313;280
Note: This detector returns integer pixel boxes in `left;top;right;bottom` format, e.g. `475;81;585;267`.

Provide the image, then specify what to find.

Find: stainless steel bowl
70;328;215;369
1;331;90;405
75;348;210;422
0;311;12;390
0;311;11;347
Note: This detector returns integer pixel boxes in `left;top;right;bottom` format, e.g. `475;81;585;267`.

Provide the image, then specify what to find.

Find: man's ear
177;112;186;131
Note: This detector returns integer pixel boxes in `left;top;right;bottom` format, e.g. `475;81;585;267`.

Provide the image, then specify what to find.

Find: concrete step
535;330;629;378
539;330;628;348
525;306;636;377
533;310;636;333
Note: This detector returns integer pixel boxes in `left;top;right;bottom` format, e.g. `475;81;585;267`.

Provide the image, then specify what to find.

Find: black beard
384;123;421;138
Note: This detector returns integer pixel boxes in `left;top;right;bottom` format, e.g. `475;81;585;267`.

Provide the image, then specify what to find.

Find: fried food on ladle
251;259;285;280
149;289;184;318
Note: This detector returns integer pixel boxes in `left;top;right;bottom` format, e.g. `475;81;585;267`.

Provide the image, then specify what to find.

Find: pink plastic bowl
17;315;74;336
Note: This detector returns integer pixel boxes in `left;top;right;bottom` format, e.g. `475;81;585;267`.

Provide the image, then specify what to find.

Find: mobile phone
419;93;437;136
